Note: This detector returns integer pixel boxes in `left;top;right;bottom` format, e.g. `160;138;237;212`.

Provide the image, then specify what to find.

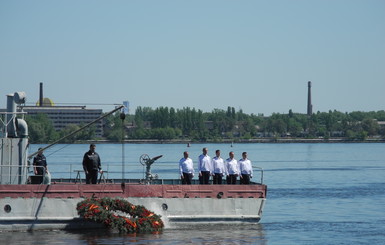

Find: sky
1;0;384;116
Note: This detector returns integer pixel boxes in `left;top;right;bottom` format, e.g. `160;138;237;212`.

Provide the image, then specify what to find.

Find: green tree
25;114;59;143
57;124;96;143
104;112;125;141
361;118;379;136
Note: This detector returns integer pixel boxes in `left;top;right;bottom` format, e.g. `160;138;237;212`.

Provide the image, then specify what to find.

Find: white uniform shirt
238;158;253;177
226;158;239;175
198;154;212;173
212;156;225;174
179;157;194;176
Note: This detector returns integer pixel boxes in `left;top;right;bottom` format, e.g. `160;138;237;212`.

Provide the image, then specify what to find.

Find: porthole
4;204;11;213
217;192;224;199
162;203;168;211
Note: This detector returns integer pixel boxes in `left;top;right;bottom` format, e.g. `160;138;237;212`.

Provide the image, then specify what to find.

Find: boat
0;92;267;232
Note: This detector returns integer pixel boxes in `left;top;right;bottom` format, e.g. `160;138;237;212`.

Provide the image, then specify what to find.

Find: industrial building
20;105;104;137
1;83;104;137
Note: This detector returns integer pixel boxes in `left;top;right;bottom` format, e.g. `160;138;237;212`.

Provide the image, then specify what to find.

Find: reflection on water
0;224;267;245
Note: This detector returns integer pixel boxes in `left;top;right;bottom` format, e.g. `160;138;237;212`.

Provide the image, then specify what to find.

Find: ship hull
0;183;266;231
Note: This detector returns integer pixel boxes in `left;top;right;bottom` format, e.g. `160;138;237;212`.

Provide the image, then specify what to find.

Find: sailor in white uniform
179;151;194;185
238;152;253;184
212;149;226;184
226;151;239;184
198;147;212;184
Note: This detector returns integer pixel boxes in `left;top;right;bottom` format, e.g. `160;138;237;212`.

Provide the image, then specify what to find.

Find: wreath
76;197;164;233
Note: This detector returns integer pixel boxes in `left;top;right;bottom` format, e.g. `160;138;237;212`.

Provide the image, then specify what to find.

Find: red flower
77;198;163;233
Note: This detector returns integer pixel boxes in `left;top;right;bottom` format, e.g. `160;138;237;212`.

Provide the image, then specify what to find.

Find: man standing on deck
226;151;239;184
239;152;253;185
33;148;48;184
82;144;102;184
198;147;212;184
179;151;194;185
212;149;226;184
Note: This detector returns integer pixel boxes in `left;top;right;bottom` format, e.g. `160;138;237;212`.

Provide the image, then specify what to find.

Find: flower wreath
76;197;164;233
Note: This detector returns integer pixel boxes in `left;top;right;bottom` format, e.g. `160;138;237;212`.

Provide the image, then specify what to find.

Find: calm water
1;143;384;244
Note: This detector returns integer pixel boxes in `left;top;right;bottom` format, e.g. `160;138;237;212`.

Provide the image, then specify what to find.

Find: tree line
25;106;385;143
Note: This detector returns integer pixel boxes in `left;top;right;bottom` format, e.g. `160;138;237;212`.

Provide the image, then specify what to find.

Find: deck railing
0;164;264;185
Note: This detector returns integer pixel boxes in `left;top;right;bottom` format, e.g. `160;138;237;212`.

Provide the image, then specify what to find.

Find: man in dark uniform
82;144;102;184
33;148;47;184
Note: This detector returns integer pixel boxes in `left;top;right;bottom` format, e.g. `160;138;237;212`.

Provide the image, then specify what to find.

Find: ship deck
0;179;267;199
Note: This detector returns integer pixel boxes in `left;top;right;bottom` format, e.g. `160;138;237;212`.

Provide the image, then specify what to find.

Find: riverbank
81;137;385;144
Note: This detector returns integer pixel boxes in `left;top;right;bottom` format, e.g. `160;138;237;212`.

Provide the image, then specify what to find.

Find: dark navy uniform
82;149;101;184
33;153;47;184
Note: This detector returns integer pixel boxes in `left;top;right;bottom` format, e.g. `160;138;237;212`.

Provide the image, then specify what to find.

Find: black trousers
86;170;98;184
34;175;44;184
200;171;211;184
240;174;250;184
228;174;237;185
181;172;193;185
213;173;223;184
35;168;46;184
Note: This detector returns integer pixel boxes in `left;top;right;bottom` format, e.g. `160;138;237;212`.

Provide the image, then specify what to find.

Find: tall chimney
39;82;43;107
307;81;312;116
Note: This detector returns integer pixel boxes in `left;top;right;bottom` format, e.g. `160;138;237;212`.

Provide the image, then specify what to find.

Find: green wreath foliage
76;197;164;233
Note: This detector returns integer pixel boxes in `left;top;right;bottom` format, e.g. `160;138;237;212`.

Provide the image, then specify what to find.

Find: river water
1;143;384;244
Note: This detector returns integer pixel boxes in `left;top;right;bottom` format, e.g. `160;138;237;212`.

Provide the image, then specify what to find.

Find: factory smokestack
307;81;312;116
39;82;43;107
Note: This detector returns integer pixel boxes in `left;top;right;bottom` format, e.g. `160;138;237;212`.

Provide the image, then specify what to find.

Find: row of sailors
179;147;253;185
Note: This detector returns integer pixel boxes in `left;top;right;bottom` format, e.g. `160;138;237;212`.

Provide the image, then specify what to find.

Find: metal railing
0;163;264;185
253;166;264;184
0;164;32;184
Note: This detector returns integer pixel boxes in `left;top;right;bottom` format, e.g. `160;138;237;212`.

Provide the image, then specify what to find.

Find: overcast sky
1;0;384;115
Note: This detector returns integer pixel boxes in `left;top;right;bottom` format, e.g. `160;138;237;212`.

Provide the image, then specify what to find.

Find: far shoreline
59;138;385;144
